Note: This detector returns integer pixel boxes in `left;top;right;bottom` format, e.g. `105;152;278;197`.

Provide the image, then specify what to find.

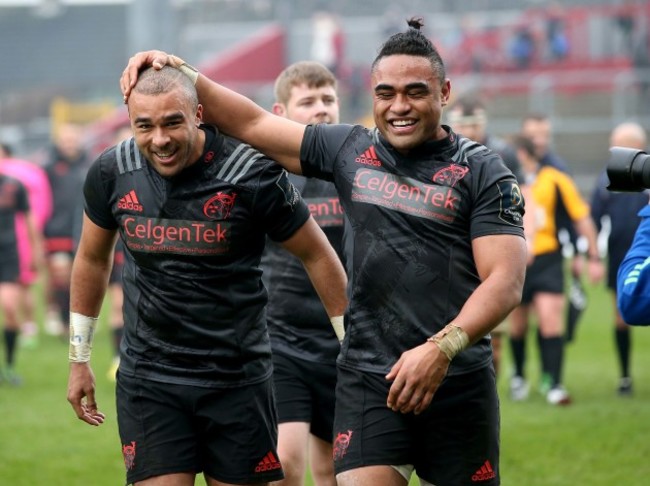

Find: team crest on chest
432;164;469;188
203;192;237;220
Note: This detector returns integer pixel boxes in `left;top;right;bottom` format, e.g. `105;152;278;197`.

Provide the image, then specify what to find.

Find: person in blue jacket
618;200;650;325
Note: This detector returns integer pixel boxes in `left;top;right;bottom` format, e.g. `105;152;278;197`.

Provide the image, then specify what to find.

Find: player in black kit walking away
67;66;348;486
122;18;527;486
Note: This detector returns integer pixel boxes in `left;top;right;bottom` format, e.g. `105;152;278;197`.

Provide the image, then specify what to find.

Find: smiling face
274;82;340;125
128;86;204;178
371;54;450;154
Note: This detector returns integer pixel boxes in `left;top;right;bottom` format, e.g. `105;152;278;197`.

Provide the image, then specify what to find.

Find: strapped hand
120;50;185;102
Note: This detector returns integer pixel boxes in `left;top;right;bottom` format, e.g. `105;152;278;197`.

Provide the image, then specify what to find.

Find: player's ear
440;80;451;107
272;103;287;117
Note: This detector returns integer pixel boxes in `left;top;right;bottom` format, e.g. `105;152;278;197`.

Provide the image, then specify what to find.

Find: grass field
1;276;650;485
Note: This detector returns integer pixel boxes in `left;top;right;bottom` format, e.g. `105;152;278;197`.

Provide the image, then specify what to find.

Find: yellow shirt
531;166;590;256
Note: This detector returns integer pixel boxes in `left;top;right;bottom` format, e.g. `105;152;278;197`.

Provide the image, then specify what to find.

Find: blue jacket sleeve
617;204;650;325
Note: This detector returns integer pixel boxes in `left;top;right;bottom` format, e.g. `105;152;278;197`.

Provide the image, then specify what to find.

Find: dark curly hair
371;17;446;82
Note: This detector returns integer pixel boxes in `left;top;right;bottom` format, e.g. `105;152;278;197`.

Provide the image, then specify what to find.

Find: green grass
1;278;650;485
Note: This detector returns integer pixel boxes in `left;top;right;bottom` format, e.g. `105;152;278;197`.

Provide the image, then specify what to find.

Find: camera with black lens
607;146;650;192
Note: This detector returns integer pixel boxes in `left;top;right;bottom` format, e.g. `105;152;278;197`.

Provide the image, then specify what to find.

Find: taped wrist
171;55;199;85
330;315;345;342
427;324;470;361
68;312;98;363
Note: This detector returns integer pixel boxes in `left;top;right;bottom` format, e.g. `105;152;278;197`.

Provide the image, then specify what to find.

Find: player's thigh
198;377;283;484
309;434;335;484
534;292;565;335
47;251;73;284
337;465;407;486
508;304;530;336
116;373;199;484
118;373;282;485
0;281;22;326
333;367;412;474
413;367;500;486
277;421;310;465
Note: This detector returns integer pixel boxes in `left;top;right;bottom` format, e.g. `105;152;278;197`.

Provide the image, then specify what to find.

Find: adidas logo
254;451;282;473
117;190;143;212
471;460;496;482
355;146;382;167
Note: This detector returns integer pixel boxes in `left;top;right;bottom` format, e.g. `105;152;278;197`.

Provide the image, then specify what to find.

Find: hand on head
121;50;183;102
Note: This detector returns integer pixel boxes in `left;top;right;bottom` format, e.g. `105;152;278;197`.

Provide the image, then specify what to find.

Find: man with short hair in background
264;61;344;486
590;121;649;396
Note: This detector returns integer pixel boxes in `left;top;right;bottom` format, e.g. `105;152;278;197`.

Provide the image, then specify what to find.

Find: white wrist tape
169;55;199;85
330;315;345;342
178;64;199;85
69;312;98;363
427;324;470;361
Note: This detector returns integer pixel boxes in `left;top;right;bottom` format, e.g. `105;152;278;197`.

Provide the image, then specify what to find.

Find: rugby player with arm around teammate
67;65;348;486
122;18;526;486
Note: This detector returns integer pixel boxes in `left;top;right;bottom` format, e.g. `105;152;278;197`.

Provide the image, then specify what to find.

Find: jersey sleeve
253;161;311;242
469;153;525;239
556;170;590;221
300;123;354;181
83;157;118;230
617;205;650;325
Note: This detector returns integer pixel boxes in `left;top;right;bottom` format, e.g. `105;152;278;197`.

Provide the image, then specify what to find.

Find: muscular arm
25;211;44;270
67;214;118;426
121;51;306;174
195;76;306;174
453;233;527;342
386;233;526;415
70;213;119;316
279;216;348;319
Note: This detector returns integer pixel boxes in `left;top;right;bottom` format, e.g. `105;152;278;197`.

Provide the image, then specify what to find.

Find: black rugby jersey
263;175;345;363
84;126;310;387
300;124;525;376
0;174;29;265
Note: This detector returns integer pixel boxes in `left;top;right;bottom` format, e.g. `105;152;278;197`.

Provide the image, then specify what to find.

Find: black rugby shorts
521;250;565;304
116;372;283;484
333;365;500;486
272;351;336;442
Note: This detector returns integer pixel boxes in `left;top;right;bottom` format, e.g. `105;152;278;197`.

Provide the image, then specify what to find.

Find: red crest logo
432;164;469;187
203;192;237;220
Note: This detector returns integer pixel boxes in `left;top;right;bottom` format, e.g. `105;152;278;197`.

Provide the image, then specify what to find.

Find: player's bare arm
25;211;44;271
280;216;348;322
121;50;306;175
573;215;605;284
67;214;118;426
386;233;526;415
